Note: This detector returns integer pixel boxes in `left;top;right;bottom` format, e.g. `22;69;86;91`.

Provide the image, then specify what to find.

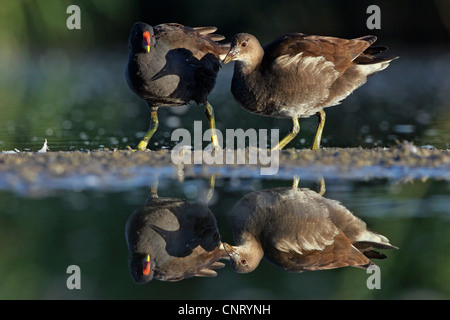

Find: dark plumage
223;32;398;150
126;22;229;150
125;187;225;283
223;178;398;274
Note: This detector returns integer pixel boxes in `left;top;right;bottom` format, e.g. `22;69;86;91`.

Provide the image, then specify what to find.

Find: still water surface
0;175;449;299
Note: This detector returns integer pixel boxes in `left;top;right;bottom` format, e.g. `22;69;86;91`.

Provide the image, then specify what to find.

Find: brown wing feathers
265;34;380;74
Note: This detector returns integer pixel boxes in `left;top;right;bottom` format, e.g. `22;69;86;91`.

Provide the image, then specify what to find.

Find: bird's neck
134;50;155;61
234;46;264;75
238;234;265;269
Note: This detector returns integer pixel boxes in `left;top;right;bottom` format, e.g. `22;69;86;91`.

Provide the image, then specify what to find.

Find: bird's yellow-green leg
206;175;216;203
292;175;300;189
272;118;300;151
317;177;326;196
204;102;219;149
137;109;159;151
150;181;159;198
312;110;326;150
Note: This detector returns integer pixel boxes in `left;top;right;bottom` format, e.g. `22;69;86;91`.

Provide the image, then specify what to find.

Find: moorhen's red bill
126;22;229;150
223;177;398;274
223;32;398;150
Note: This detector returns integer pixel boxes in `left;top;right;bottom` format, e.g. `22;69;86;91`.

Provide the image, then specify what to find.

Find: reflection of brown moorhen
126;22;229;150
223;179;397;274
223;33;398;150
125;187;225;283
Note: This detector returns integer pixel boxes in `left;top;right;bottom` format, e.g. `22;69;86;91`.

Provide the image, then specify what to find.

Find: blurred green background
0;0;449;301
0;0;449;151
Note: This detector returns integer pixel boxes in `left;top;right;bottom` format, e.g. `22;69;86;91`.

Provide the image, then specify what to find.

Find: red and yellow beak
143;254;151;276
143;31;151;52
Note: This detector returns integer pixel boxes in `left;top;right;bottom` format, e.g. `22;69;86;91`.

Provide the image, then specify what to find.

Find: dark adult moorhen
126;22;229;150
223;32;398;150
125;184;226;283
223;177;397;274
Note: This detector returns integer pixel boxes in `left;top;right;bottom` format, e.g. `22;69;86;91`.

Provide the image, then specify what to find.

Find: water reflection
0;175;447;298
222;177;398;274
125;178;226;283
224;177;396;273
125;176;398;284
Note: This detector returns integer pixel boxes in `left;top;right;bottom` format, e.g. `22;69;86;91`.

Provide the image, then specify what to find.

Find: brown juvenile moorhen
223;177;398;274
126;22;229;150
223;32;398;150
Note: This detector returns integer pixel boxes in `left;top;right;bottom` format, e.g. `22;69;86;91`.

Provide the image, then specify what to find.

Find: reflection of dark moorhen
126;22;229;150
125;185;225;283
223;33;398;150
223;178;397;274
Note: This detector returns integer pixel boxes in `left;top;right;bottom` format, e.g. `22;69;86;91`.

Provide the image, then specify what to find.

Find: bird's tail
353;230;399;260
354;42;399;75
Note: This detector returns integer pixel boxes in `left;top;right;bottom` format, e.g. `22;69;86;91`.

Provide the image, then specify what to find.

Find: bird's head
129;253;154;284
222;242;260;274
223;33;261;64
129;22;154;53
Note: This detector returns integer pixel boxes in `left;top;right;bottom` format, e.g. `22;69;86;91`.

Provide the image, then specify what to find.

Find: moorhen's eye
241;41;248;47
241;259;247;265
